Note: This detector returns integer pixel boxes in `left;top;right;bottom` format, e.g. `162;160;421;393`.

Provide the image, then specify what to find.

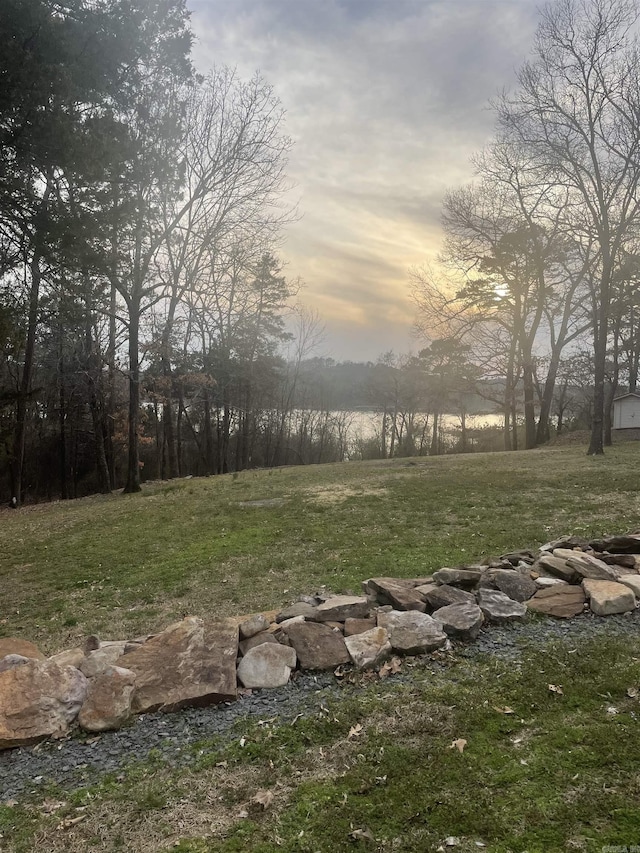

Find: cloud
189;0;540;360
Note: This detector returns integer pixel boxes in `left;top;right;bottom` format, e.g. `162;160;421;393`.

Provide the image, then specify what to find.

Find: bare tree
497;0;640;454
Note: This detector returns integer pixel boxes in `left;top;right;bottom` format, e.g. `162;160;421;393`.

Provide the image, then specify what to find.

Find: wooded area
412;0;640;454
2;0;640;504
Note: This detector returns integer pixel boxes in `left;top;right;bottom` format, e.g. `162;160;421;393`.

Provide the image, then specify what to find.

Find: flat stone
527;585;586;618
534;577;568;589
238;631;280;656
582;579;636;616
618;575;640;598
431;603;484;641
598;553;638;569
313;595;370;622
79;642;128;678
238;614;271;640
49;648;85;669
540;535;590;552
344;617;377;636
535;554;578;582
275;602;318;623
492;569;537;602
378;610;447;655
431;568;483;587
344;627;392;669
0;639;45;661
78;665;136;732
554;549;617;581
476;589;527;622
0;660;87;749
423;584;475;610
413;582;438;597
118;616;238;714
236;644;297;688
285;622;350;670
363;578;427;611
500;550;537;565
589;534;640;554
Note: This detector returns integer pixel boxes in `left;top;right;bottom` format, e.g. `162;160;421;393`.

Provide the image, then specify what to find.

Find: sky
189;0;541;362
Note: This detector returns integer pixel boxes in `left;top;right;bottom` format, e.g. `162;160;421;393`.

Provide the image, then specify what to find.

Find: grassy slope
2;444;640;851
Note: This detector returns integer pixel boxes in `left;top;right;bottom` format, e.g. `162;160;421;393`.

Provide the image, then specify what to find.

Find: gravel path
2;609;639;803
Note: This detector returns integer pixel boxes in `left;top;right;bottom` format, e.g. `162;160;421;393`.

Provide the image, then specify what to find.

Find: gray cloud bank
190;0;539;360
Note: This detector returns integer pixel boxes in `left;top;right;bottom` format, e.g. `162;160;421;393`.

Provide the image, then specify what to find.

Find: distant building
612;392;640;439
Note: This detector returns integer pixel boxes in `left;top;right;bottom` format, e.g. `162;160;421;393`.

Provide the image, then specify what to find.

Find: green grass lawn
2;444;640;851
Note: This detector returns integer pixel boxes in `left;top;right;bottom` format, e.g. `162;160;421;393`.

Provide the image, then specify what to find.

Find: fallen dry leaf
493;706;515;715
548;684;563;696
449;738;467;754
56;815;86;830
251;789;275;810
627;687;638;699
378;657;402;679
348;827;375;842
348;723;364;739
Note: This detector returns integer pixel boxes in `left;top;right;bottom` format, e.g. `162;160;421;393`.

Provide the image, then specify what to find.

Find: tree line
413;0;640;456
0;0;349;504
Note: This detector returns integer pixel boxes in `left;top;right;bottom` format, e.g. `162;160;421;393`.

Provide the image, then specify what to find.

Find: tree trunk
522;357;537;450
123;295;141;493
430;410;440;455
588;307;607;456
10;248;44;504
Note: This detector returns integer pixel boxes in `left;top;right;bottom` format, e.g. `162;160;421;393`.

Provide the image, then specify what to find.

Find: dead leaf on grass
348;723;363;739
348;827;375;842
493;706;515;715
378;657;402;679
251;789;275;810
627;687;638;699
40;799;67;815
56;815;86;830
449;738;467;753
548;684;563;696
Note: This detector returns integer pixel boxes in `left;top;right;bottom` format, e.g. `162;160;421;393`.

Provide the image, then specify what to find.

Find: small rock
238;614;271;640
0;661;87;749
582;579;636;616
363;578;427;611
431;568;483;587
344;627;392;669
238;631;280;656
492;569;537;602
554;549;617;581
589;534;640;554
378;610;447;654
49;648;85;669
79;643;128;678
78;665;136;732
236;644;297;688
533;577;568;589
285;622;350;670
344;617;377;636
424;584;475;610
476;589;527;623
527;585;586;618
431;603;484;641
534;554;578;582
312;595;370;622
275;603;318;623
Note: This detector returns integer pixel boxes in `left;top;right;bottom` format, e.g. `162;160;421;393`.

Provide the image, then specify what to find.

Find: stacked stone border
2;532;640;751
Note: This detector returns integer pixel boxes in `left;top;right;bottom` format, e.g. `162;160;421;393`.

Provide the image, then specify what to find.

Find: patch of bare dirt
304;484;386;504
